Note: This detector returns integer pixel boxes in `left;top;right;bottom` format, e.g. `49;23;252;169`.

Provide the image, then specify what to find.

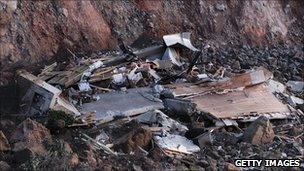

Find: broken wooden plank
166;67;273;97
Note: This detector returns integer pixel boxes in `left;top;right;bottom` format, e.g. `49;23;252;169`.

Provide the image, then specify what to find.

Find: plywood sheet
191;84;290;119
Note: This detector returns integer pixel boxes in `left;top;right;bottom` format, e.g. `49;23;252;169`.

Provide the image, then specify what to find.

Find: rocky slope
0;0;303;85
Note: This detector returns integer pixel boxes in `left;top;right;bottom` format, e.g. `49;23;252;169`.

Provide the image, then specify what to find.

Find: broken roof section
80;87;164;124
192;84;290;119
167;68;291;121
163;32;199;51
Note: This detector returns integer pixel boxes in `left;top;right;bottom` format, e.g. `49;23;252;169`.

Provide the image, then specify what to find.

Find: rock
206;158;218;171
225;162;240;171
86;148;97;168
242;116;275;145
197;131;213;148
64;141;73;154
0;161;10;171
10;118;52;155
0;131;10;151
69;153;79;167
113;126;152;153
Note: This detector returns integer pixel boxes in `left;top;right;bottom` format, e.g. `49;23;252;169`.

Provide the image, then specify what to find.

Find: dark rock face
0;0;303;85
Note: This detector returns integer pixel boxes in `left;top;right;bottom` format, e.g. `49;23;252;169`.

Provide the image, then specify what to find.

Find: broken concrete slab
242;116;275;145
163;32;199;51
137;110;188;132
80;87;164;124
154;133;200;155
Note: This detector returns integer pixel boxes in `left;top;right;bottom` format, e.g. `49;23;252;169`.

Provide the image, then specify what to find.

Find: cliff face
0;0;303;85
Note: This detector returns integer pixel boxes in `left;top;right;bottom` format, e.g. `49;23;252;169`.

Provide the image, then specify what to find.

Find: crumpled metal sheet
163;32;199;51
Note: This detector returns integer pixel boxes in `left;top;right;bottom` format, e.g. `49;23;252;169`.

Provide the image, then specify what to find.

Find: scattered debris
4;32;304;170
80;133;115;155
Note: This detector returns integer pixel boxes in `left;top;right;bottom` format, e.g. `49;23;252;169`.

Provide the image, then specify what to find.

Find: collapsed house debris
12;32;304;170
166;68;294;122
18;71;80;116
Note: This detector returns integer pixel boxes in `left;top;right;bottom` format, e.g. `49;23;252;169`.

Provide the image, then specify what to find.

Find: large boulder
0;131;10;151
242;116;275;145
10;118;52;155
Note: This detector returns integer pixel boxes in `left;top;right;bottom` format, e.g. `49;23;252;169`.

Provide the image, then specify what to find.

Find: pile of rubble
0;33;303;170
